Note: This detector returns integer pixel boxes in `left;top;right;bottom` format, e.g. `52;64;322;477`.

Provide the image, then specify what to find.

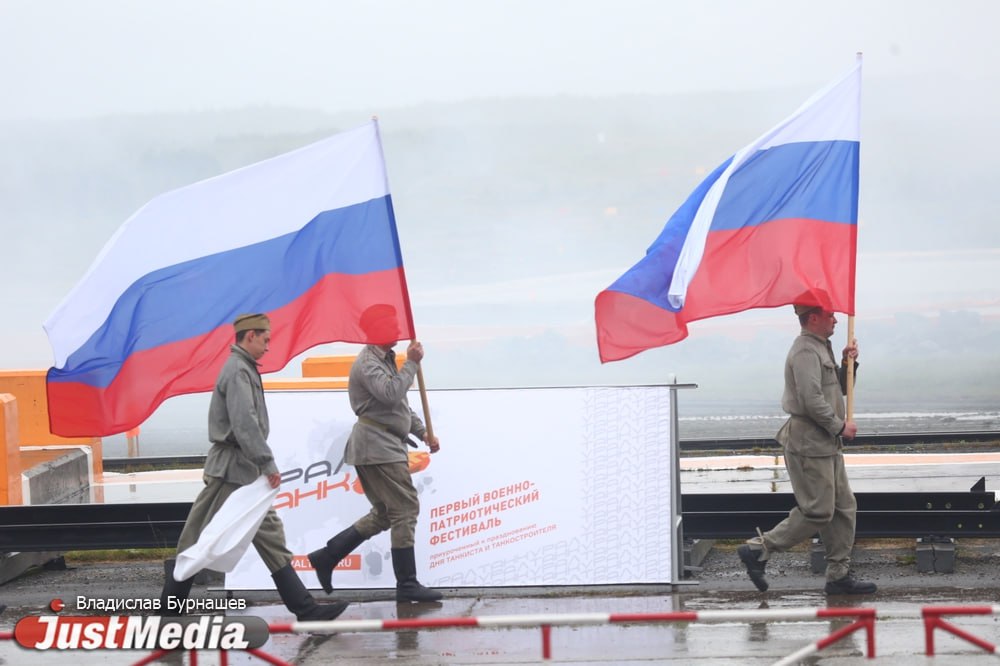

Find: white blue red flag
595;60;861;362
45;119;414;436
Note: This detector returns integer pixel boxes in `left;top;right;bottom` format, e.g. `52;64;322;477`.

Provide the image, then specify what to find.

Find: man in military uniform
308;304;443;603
738;304;876;596
159;313;348;619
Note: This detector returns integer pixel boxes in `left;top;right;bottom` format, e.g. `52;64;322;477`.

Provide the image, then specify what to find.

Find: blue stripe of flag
711;140;859;231
50;196;400;387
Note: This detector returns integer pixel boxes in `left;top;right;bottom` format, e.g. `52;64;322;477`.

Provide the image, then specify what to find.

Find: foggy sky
3;1;998;121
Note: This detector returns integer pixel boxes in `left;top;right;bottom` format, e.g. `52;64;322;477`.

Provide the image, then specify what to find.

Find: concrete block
916;539;934;572
809;539;859;574
810;538;825;574
933;540;956;573
916;537;956;573
0;551;62;585
21;448;90;505
683;539;715;571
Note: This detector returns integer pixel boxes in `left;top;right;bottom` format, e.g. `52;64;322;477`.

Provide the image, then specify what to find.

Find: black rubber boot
158;559;195;616
825;574;877;595
391;547;443;603
307;526;367;594
737;545;769;592
271;564;349;621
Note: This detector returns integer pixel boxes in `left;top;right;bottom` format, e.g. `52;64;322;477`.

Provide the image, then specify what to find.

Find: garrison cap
793;304;822;317
233;313;271;333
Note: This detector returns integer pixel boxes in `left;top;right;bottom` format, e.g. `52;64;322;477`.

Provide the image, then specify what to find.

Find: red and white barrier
5;605;999;663
272;607;877;661
923;605;1000;657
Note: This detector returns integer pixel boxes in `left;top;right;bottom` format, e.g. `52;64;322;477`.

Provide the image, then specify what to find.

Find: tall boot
307;526;367;594
391;547;442;603
271;564;349;621
158;559;194;616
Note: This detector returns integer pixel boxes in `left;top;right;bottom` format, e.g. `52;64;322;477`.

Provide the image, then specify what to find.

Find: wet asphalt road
3;538;1000;665
4;453;1000;664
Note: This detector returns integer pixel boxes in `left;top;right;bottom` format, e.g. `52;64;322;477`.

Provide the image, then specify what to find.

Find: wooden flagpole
415;366;434;441
846;316;855;421
372;115;434;442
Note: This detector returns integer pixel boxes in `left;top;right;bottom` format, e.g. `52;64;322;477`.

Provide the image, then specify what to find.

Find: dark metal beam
682;509;1000;539
4;490;1000;552
0;503;187;552
683;491;998;512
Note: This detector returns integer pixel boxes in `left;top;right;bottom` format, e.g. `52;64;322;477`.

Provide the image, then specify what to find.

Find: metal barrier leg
541;624;552;660
925;616;998;656
923;606;1000;657
773;617;875;665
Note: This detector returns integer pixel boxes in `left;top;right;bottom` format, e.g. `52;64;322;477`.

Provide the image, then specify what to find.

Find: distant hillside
3;79;999;290
2;83;998;404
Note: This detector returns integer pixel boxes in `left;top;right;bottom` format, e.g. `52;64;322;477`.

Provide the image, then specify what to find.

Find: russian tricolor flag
595;59;861;363
45;120;414;436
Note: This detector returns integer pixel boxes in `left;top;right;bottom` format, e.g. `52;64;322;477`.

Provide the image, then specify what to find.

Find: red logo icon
48;599;64;612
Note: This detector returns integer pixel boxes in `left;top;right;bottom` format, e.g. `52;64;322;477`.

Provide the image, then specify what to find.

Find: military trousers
176;475;293;575
352;461;420;548
759;451;857;581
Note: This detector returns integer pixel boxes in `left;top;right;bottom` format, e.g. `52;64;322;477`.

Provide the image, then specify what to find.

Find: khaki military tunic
344;345;426;548
760;330;858;582
176;345;292;574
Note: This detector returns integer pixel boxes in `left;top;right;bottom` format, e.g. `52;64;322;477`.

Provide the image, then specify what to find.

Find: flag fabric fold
595;60;861;363
173;477;279;581
45;119;414;436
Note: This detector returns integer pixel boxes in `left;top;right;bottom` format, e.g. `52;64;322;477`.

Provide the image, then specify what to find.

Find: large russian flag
45;120;414;436
595;60;861;363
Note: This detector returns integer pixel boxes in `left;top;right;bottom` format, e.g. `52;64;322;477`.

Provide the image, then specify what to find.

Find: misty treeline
1;85;998;407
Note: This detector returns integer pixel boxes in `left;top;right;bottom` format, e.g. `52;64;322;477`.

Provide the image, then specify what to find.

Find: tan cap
793;304;822;317
233;313;271;333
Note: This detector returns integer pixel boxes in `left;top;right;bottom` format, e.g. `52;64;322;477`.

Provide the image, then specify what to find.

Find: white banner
225;385;674;589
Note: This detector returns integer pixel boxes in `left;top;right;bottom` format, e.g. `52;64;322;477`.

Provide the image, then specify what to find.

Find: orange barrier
0;370;103;484
0;394;21;505
300;353;405;379
0;354;392;506
263;377;348;391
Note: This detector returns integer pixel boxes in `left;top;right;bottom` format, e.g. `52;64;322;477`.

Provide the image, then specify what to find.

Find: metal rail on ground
678;430;1000;453
2;485;999;552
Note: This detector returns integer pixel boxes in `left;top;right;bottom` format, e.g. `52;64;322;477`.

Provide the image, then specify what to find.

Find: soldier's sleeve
358;355;419;406
225;368;278;476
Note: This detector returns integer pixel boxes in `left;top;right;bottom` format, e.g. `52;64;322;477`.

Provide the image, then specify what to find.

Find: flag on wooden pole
596;60;861;362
